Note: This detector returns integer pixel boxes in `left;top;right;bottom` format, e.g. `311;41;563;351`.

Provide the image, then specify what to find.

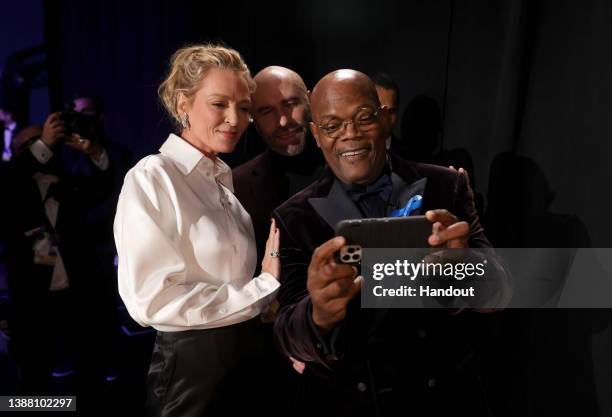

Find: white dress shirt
114;134;279;332
31;171;70;291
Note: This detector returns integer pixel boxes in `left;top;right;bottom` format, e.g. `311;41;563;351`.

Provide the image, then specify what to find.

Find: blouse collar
159;133;233;191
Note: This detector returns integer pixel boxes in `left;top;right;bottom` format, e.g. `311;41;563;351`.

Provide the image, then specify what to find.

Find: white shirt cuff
254;271;280;311
30;139;54;164
259;271;279;282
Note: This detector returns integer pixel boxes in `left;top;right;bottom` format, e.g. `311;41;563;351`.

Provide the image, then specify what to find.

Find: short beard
267;128;306;157
284;140;306;156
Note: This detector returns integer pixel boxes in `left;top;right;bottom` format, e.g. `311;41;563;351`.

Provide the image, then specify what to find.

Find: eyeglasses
315;106;385;139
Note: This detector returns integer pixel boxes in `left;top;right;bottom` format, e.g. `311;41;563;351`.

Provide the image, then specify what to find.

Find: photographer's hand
65;133;105;161
41;112;66;148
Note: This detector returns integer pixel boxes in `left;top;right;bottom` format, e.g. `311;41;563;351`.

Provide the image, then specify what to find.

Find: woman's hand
261;218;281;279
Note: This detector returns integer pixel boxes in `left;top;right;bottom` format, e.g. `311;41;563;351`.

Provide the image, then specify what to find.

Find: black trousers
146;317;267;417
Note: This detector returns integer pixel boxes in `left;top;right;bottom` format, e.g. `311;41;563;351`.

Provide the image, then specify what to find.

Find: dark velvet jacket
272;152;493;416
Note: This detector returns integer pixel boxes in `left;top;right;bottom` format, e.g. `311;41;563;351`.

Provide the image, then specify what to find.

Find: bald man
272;70;495;416
233;66;324;266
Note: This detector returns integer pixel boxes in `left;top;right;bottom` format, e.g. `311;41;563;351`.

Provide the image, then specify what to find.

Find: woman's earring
181;112;190;130
249;116;254;123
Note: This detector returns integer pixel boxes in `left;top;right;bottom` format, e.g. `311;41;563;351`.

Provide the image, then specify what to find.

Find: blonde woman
114;44;280;416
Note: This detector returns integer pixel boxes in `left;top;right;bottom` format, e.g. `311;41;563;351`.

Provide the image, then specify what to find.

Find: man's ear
380;104;389;117
252;116;262;135
309;122;321;148
379;105;391;137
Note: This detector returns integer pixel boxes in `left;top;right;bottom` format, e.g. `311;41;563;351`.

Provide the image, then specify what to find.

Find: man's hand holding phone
307;236;363;335
425;209;470;248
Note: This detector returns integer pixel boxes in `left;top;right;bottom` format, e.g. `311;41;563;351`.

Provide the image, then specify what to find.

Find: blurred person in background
0;105;113;408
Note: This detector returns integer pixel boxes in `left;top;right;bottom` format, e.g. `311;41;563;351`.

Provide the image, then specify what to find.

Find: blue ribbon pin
389;194;422;217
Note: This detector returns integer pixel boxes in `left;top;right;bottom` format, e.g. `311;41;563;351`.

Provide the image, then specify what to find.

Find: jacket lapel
247;151;282;203
308;179;363;231
249;150;271;191
307;154;431;231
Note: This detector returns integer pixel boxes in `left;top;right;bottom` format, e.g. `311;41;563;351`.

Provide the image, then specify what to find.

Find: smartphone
335;215;431;264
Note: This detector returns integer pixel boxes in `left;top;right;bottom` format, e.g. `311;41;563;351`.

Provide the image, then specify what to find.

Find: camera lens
348;247;355;254
342;254;351;262
351;254;360;261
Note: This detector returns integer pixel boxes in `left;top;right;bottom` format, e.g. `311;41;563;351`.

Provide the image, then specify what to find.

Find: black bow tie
346;172;393;203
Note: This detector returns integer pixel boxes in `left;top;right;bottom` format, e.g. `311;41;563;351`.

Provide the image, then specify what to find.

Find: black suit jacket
233;150;289;265
233;148;324;266
272;153;492;416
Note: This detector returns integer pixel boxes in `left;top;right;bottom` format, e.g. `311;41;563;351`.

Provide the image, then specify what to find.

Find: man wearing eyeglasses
272;70;494;416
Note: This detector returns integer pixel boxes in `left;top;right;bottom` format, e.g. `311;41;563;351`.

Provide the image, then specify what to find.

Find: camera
59;110;104;142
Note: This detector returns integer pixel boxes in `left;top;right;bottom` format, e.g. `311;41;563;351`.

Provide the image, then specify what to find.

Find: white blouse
114;134;279;331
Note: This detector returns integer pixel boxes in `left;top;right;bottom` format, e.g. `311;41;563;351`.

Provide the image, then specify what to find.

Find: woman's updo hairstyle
158;43;255;128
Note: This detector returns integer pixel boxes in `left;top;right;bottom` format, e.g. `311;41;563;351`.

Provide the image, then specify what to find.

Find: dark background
5;0;609;246
1;0;611;414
